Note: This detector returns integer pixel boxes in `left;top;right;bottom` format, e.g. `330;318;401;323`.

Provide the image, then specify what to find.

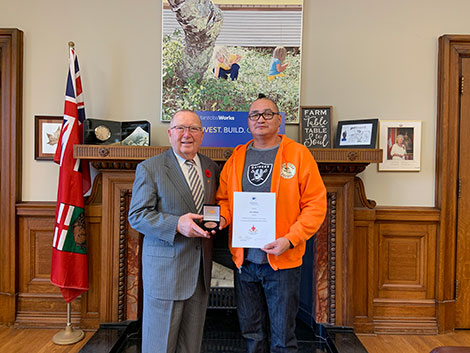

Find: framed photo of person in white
378;120;421;172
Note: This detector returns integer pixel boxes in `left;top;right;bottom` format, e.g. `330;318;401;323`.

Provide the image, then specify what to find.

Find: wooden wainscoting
15;187;103;329
14;198;442;334
15;202;82;328
354;207;441;334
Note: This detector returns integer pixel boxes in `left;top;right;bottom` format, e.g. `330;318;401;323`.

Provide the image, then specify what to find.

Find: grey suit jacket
128;148;220;300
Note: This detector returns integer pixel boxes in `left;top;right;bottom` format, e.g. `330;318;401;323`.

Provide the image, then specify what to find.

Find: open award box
84;119;150;146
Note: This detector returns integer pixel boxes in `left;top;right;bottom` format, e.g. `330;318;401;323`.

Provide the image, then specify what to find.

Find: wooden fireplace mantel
74;144;382;326
74;144;382;163
74;144;382;174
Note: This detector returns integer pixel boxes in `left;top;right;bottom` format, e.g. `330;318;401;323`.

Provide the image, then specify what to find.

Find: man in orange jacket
216;95;327;352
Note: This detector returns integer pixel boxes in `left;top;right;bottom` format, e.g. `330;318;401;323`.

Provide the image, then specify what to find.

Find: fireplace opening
209;228;236;309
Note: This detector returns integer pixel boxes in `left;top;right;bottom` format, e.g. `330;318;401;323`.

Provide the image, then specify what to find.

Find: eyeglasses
248;111;280;121
170;125;203;133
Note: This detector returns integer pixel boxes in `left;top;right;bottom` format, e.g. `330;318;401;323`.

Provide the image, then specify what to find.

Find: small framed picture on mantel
334;118;378;149
299;106;332;148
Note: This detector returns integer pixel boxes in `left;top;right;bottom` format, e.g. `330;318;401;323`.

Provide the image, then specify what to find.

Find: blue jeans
217;63;240;80
235;261;301;353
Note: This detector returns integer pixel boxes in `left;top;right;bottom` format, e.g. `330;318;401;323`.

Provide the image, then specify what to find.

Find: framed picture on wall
378;120;421;172
161;2;303;124
299;106;332;148
35;115;62;160
334;118;378;148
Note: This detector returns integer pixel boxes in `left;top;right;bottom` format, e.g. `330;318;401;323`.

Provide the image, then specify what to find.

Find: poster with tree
161;0;303;124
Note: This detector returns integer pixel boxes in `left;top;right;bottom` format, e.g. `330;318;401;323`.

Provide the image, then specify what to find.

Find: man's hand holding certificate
232;192;276;248
262;237;291;256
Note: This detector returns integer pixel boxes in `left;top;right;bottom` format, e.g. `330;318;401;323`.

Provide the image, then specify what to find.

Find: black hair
251;94;279;112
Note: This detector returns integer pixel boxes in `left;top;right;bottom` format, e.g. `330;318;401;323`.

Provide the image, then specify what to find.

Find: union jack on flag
51;44;91;303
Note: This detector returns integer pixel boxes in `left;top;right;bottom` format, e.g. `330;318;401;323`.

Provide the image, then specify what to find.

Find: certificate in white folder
232;192;276;248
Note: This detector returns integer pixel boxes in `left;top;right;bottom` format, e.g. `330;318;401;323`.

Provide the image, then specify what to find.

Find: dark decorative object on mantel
84;118;121;145
84;118;150;146
121;121;151;146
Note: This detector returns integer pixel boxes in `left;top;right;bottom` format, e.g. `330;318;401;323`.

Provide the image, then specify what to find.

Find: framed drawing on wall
378;120;421;172
35;115;62;160
299;106;332;148
334;118;378;148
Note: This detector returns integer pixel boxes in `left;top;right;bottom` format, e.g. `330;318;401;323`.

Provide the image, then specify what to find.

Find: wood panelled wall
353;207;440;334
13;175;133;329
15;203;82;327
12;198;442;334
15;202;101;329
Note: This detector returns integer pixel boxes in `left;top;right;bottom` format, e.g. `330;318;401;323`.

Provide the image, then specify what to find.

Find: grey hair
170;109;201;127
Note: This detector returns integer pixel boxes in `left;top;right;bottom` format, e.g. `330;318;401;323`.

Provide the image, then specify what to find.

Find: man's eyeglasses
248;111;280;121
170;125;203;133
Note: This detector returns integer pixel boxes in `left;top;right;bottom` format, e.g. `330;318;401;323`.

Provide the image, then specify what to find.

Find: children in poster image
213;46;241;81
267;46;289;81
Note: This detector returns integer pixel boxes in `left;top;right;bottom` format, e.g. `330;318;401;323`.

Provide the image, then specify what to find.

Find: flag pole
52;302;85;345
52;40;85;346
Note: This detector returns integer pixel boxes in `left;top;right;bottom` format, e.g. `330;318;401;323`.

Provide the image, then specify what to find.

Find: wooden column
0;28;23;325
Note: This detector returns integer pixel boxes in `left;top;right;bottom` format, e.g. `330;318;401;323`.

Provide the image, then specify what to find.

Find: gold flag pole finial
68;41;75;48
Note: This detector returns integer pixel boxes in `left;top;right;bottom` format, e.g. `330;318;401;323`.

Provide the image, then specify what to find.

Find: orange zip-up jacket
216;135;327;270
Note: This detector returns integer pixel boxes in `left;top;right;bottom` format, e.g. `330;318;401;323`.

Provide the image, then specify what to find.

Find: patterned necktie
185;160;204;213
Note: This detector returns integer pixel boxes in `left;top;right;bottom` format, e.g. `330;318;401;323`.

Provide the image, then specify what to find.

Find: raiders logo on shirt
247;162;273;186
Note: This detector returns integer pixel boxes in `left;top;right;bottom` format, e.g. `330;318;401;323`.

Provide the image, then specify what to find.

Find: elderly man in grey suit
128;109;220;353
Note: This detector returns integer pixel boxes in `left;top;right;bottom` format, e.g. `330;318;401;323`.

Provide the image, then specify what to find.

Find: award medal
94;125;111;142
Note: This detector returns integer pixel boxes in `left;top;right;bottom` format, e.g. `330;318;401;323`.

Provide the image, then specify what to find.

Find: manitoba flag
51;44;91;303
